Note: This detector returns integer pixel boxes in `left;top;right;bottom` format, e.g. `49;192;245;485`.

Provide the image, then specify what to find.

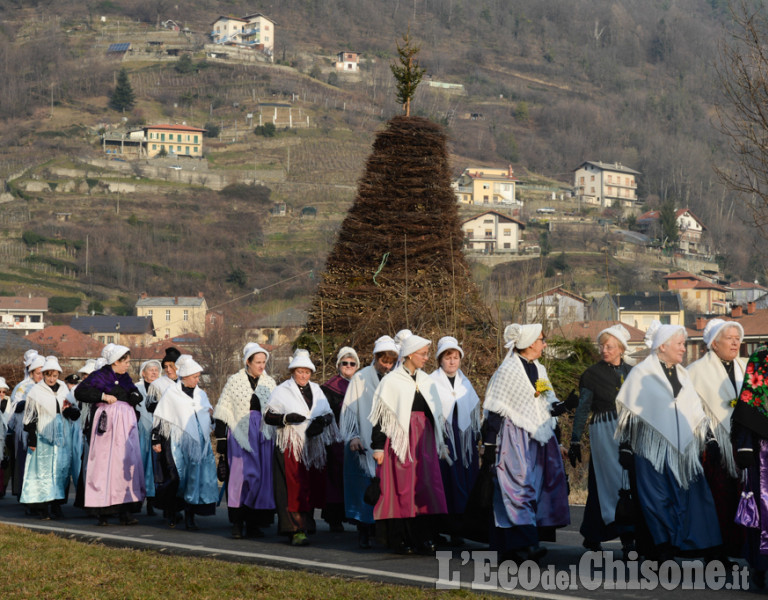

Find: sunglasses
340;361;357;367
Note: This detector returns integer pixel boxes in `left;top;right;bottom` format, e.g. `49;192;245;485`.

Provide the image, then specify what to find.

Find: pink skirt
374;412;447;520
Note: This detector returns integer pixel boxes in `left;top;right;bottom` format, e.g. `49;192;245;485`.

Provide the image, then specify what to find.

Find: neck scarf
153;380;213;461
340;365;382;476
24;380;66;446
213;369;276;452
430;367;480;466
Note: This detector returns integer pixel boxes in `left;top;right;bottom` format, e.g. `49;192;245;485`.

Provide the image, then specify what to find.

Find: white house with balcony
461;210;526;254
210;13;274;59
573;160;640;208
0;296;47;334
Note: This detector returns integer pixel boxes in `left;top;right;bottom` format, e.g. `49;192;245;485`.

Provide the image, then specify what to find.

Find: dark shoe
358;528;371;549
169;511;182;528
38;507;51;521
231;523;243;539
119;516;139;526
417;540;437;555
526;545;547;562
395;542;415;555
245;526;265;538
328;521;344;533
184;512;199;531
97;516;109;526
291;532;309;546
146;500;156;517
50;504;63;520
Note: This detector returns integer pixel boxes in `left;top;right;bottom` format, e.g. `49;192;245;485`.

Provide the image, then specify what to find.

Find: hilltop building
210;13;274;60
452;165;519;206
102;123;206;159
135;292;208;339
573;160;640;208
461;210;525;254
0;296;47;334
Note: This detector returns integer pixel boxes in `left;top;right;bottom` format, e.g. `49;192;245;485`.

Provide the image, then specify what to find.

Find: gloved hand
565;389;580;410
127;389;143;407
619;442;634;470
705;438;721;464
568;443;582;468
550;401;567;417
216;456;229;482
321;413;334;426
482;444;496;468
284;413;306;424
14;400;25;414
305;417;326;438
62;406;81;421
736;448;755;469
109;386;128;403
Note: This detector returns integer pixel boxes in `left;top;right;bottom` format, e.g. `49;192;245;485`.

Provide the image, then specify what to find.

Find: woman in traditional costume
320;346;359;532
370;332;448;555
263;349;340;546
135;359;161;516
75;344;145;525
430;336;480;547
615;321;721;560
152;354;218;531
20;356;80;519
731;345;768;586
0;377;10;497
145;347;181;412
568;324;634;557
340;336;399;548
483;323;570;562
688;319;746;559
214;343;276;539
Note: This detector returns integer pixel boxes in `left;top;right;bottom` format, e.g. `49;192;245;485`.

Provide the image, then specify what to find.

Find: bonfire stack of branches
302;116;500;388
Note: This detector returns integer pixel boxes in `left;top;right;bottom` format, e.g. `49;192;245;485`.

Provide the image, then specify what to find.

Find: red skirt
285;448;326;513
374;412;447;520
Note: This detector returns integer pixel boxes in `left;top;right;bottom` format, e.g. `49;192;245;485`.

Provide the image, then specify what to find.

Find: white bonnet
243;342;269;364
597;324;631;351
702;318;744;349
436;336;464;360
644;320;686;350
336;346;359;368
176;354;203;378
288;349;315;372
503;323;542;350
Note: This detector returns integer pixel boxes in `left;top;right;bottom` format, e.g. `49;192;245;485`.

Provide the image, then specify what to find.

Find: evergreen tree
109;68;135;112
390;32;426;116
659;200;679;249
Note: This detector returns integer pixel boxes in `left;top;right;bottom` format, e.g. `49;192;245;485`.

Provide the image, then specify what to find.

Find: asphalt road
0;494;759;599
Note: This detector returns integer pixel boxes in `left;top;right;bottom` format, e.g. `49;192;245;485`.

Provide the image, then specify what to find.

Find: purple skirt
227;411;275;510
374;412;447;520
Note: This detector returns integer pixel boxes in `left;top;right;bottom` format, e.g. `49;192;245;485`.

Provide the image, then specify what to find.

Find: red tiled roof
689;310;768;338
0;297;48;311
525;286;587;304
25;326;104;358
552;320;645;344
664;271;698;280
728;280;768;291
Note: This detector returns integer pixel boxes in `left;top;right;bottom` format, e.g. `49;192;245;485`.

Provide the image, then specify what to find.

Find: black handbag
363;476;381;505
614;471;636;526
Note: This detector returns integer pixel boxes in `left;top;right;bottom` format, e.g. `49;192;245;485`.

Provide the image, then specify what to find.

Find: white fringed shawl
368;365;449;465
153;381;213;462
340;365;381;476
262;378;341;469
687;350;746;478
213;369;276;452
430;368;481;466
24;381;67;446
615;353;709;489
483;353;557;445
135;379;154;433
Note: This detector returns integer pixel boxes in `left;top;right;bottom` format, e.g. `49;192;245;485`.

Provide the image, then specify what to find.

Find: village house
727;280;768;306
25;326;105;364
636;208;710;255
103;124;206;159
524;286;588;326
591;291;685;330
0;296;47;334
210;13;274;59
573;160;640;208
461;210;525;254
135;292;208;339
664;270;728;315
335;51;360;71
686;302;767;362
70;315;156;347
452;165;519;206
553;320;647;361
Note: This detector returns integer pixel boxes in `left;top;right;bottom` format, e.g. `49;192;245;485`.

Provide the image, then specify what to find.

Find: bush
21;231;45;246
254;123;276;137
87;300;104;314
204;122;220;138
219;182;271;205
49;296;81;313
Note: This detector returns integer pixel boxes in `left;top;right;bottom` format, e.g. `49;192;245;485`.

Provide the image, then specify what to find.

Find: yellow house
145;124;206;158
452;165;519;206
135;292;208;339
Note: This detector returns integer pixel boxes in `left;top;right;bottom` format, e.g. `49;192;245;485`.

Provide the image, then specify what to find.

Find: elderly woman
320;346;359;533
370;332;448;556
145;347;181;412
76;344;145;525
135;359;161;517
341;336;399;548
0;377;10;497
688;319;746;559
483;323;570;563
615;321;721;560
7;351;45;501
430;336;481;547
214;343;277;539
568;324;634;557
263;349;341;546
20;356;81;519
67;358;96;509
152;355;218;531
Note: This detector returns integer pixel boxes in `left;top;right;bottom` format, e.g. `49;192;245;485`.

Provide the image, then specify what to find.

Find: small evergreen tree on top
390;31;426;116
109;68;135;112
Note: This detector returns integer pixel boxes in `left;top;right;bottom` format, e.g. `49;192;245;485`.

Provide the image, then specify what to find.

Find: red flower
747;363;755;374
742;390;753;402
750;373;765;388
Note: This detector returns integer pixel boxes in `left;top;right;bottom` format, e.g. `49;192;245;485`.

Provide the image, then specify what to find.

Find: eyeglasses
340;361;357;367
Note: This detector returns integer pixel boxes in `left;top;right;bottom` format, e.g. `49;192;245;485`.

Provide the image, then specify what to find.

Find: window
591;175;595;182
152;144;157;150
607;175;612;183
579;177;585;185
107;335;115;343
147;310;153;317
165;310;171;321
696;291;701;299
98;336;105;343
30;315;41;323
503;228;511;236
194;147;199;153
183;310;189;321
485;229;493;238
177;146;182;152
466;229;474;238
483;195;489;203
503;242;511;249
160;133;165;141
165;328;170;337
483;183;490;190
590;187;595;193
660;315;671;325
194;135;199;143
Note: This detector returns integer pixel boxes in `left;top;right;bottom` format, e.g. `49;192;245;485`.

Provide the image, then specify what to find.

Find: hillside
0;0;762;318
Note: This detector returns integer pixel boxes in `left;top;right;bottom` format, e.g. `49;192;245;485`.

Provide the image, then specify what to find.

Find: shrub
49;296;81;313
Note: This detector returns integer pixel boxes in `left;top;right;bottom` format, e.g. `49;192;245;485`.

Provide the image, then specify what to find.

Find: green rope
372;252;390;286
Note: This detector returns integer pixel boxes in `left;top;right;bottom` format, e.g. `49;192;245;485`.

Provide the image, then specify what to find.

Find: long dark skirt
272;447;326;535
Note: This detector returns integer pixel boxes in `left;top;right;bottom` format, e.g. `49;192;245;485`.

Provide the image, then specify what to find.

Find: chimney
198;291;204;298
140;292;147;299
732;305;743;318
695;317;706;331
748;301;756;314
174;296;178;304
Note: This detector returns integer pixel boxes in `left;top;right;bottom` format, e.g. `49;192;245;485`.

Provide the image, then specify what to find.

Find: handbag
363;476;381;505
614;471;636;526
735;471;760;529
96;410;108;435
